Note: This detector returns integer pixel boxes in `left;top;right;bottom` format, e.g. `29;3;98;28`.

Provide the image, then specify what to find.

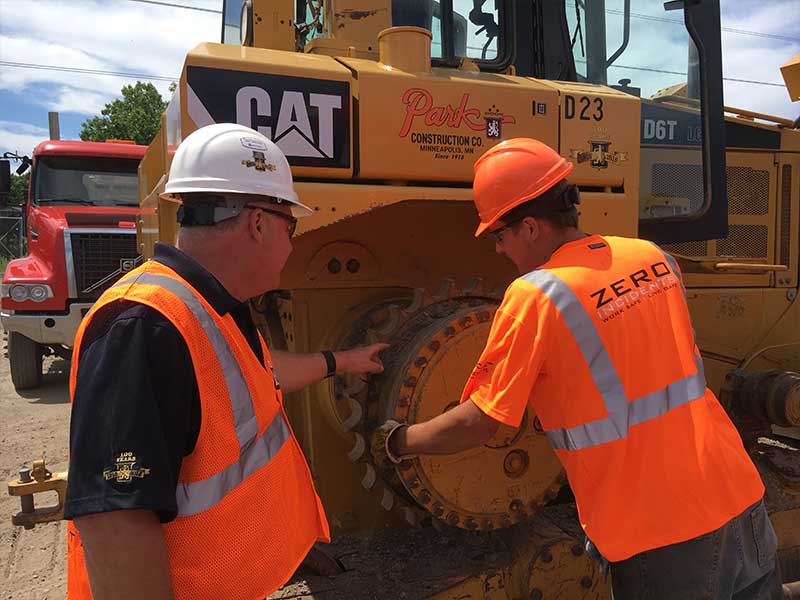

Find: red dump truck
0;140;146;391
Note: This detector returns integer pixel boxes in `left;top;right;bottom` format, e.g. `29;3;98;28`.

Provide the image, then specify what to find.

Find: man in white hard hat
63;123;388;600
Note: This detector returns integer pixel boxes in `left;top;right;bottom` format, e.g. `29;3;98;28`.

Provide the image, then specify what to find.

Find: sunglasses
245;204;298;237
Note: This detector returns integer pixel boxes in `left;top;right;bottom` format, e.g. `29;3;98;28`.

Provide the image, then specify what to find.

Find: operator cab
222;0;728;245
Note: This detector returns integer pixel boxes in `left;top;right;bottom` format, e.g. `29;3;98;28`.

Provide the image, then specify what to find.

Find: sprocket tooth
341;395;364;431
344;377;367;396
433;278;456;301
380;487;396;511
400;506;424;527
375;305;403;337
361;463;377;490
347;432;366;462
403;288;426;315
462;277;485;296
365;328;383;344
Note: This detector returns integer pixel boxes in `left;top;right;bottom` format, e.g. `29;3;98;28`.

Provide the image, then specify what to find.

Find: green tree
9;172;29;206
80;82;167;146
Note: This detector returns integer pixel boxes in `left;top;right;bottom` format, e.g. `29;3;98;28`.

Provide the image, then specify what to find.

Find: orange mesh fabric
68;260;329;599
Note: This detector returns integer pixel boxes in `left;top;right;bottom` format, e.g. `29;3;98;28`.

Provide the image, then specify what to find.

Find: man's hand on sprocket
370;419;414;466
336;343;391;375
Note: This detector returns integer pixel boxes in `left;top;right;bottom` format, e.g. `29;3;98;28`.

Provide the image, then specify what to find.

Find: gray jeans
609;499;783;600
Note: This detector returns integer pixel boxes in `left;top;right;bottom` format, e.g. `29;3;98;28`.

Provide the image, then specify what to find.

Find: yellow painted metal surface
781;53;800;102
133;15;800;596
179;42;354;180
325;0;391;52
342;55;559;182
251;0;295;52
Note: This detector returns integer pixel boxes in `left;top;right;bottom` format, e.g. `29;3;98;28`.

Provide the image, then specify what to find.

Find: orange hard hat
472;138;574;237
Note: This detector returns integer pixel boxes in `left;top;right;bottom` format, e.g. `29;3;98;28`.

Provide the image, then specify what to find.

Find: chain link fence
0;208;24;272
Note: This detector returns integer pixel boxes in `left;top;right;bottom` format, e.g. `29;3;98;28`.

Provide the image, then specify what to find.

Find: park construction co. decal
186;66;351;168
398;87;516;161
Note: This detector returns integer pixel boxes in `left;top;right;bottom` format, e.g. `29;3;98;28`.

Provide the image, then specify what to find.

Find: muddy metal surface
1;355;71;600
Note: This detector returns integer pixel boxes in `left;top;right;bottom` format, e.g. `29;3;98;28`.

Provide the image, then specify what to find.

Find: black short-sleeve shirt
64;242;264;523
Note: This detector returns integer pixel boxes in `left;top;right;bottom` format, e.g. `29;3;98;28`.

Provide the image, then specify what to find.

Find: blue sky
0;0;797;159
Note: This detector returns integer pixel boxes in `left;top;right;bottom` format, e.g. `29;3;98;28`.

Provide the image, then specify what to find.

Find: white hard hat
161;123;312;217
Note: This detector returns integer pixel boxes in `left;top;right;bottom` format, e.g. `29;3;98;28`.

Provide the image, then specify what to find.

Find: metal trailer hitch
7;459;67;529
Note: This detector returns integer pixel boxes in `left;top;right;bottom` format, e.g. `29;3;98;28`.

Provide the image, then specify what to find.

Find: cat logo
186;66;351;169
241;150;276;172
103;452;151;484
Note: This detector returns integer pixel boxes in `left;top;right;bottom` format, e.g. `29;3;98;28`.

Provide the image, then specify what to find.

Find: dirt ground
1;354;71;600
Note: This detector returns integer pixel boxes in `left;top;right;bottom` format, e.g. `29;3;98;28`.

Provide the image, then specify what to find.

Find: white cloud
0;0;220;115
720;0;799;119
45;86;112;115
0;121;49;157
0;0;795;124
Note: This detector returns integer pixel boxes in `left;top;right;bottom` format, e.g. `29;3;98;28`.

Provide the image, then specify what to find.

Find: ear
521;216;540;240
247;207;265;242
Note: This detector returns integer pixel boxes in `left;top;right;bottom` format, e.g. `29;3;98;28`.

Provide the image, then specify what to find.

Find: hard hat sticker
241;137;268;151
242;150;276;172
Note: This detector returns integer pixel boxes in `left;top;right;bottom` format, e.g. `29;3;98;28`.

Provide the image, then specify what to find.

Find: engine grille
68;231;139;301
662;239;709;257
716;224;769;258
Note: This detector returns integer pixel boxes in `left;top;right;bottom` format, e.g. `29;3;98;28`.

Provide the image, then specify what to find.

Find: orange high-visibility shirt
67;260;329;600
462;234;763;561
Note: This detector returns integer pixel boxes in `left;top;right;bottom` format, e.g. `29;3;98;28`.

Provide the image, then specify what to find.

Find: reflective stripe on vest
114;272;290;516
522;263;707;452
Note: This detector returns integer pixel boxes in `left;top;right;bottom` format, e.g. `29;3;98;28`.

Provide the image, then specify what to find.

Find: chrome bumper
0;303;93;346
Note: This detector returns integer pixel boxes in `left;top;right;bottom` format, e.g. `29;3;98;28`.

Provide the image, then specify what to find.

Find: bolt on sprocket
336;278;565;530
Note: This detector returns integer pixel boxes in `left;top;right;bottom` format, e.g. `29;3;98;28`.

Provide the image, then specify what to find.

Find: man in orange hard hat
372;138;782;599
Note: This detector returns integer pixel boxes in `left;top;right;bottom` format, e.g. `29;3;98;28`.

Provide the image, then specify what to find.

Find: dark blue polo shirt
64;242;264;523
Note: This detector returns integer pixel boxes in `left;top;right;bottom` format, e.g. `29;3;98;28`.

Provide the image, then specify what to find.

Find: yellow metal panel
777;154;800;287
780;53;800;102
137;113;169;260
686;288;796;363
339;56;560;182
251;0;295;51
293;182;638;248
326;1;391;52
178;42;354;180
544;80;641;190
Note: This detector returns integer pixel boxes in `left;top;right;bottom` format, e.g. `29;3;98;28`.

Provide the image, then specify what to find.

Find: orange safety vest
66;260;330;599
468;235;764;562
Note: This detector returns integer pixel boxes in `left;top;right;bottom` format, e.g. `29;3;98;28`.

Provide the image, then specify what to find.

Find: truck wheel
9;332;43;391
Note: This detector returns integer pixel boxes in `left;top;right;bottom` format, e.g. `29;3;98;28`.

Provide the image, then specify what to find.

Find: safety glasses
245;205;298;237
488;217;523;243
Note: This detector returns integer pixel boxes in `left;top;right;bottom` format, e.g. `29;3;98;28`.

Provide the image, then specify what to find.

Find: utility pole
48;112;60;140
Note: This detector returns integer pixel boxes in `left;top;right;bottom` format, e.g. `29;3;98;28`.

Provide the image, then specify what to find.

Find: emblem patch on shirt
103;452;151;484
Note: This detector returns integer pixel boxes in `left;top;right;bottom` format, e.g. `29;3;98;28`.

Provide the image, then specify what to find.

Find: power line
119;0;221;14
0;61;175;83
2;58;785;91
574;60;786;88
722;76;786;88
565;3;799;43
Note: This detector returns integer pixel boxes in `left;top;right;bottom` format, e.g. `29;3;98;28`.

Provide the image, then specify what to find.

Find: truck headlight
3;283;54;303
29;285;51;302
9;285;29;302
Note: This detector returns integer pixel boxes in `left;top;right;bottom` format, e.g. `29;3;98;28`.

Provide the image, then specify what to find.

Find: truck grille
68;232;139;301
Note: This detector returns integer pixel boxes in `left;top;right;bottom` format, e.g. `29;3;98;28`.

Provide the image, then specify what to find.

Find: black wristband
322;350;337;378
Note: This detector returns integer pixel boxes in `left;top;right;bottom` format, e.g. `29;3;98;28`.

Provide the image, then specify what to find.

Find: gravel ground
1;355;71;600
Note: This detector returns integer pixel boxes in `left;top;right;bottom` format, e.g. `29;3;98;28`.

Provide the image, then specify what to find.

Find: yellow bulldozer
9;0;800;597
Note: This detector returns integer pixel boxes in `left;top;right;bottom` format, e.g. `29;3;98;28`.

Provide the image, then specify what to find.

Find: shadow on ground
16;358;70;404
